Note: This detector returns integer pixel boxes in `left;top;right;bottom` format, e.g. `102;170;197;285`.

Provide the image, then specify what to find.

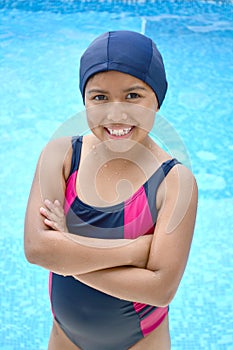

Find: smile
106;127;133;137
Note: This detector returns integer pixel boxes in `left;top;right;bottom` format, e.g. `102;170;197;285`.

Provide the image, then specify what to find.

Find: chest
76;156;155;207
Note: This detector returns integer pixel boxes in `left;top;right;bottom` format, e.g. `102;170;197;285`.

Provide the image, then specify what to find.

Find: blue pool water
0;0;233;349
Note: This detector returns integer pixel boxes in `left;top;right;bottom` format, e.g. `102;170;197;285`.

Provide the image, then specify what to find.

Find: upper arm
24;137;72;260
146;164;198;302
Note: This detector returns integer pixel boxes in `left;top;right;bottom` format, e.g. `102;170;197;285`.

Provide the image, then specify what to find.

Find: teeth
107;127;132;136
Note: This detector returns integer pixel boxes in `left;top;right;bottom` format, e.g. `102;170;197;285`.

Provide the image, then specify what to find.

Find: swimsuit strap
146;158;181;223
146;158;180;194
161;158;180;176
69;135;83;175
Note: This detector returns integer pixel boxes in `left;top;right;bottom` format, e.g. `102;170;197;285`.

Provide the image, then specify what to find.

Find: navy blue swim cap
79;30;167;107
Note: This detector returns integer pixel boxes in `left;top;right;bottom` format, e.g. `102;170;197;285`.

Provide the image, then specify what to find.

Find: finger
54;199;61;206
43;200;56;215
44;199;64;218
41;207;60;224
44;218;59;231
40;206;49;218
53;200;65;218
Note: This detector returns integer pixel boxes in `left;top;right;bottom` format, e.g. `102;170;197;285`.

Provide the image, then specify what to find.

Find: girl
24;30;198;350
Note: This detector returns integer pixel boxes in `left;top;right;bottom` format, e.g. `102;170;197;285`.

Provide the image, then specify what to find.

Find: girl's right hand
40;199;68;233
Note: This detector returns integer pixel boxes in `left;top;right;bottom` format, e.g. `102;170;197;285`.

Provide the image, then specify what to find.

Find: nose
106;102;127;122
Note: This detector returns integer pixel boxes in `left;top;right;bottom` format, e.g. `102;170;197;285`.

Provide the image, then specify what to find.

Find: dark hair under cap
79;30;167;107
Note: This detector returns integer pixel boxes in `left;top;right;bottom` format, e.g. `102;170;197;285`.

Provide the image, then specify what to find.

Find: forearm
74;266;171;307
25;229;149;276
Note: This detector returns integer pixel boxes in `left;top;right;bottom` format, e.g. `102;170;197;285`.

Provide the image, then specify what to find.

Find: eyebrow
87;85;147;95
122;85;147;93
86;89;108;96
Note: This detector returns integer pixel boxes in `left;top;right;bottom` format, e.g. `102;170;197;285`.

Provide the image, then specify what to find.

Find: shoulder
167;163;197;193
157;162;198;214
164;162;198;200
39;136;73;180
148;139;197;193
41;136;72;153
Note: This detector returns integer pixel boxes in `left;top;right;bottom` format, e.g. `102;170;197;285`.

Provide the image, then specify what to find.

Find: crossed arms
24;137;198;307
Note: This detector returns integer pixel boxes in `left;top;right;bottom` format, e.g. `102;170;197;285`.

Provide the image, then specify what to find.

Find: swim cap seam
107;32;111;70
147;38;154;80
83;61;149;77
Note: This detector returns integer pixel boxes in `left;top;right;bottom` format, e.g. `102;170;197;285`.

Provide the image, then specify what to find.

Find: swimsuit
49;136;180;350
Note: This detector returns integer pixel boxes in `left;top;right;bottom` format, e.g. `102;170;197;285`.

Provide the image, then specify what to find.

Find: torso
50;134;178;349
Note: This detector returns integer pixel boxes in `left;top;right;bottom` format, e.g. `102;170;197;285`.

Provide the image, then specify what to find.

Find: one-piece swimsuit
49;135;180;350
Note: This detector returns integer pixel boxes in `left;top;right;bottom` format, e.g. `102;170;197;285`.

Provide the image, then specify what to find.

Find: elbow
24;248;39;265
24;229;59;271
150;270;178;307
24;231;47;266
157;289;176;307
24;237;40;265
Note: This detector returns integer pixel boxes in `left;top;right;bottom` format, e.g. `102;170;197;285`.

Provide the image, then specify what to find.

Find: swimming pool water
0;1;233;349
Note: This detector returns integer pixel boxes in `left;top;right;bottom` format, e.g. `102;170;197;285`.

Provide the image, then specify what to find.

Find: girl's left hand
40;199;68;232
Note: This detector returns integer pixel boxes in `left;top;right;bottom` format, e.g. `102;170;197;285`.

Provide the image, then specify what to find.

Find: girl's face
85;71;159;152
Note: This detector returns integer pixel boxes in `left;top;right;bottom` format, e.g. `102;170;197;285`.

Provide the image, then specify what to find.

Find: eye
126;92;140;99
93;95;108;101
